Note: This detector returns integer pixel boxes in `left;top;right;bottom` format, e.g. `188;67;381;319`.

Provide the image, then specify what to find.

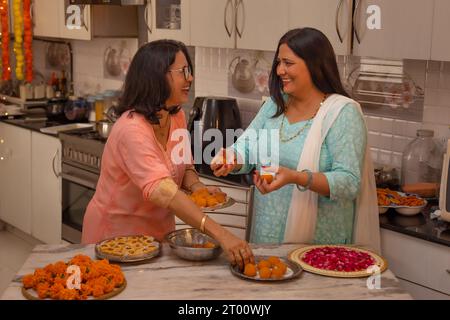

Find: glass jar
401;129;443;198
94;95;105;121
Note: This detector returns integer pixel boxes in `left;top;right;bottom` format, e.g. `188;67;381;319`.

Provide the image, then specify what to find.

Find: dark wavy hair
117;39;193;124
269;28;349;118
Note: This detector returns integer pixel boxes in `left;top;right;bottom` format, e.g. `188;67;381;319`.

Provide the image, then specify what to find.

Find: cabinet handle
335;0;344;43
0;148;12;161
52;150;60;178
447;269;450;275
235;0;245;39
144;0;153;34
353;0;361;44
223;0;233;38
83;5;89;32
30;1;35;28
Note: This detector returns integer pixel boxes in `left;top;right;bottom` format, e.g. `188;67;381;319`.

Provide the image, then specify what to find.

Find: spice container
94;95;105;121
401;129;443;198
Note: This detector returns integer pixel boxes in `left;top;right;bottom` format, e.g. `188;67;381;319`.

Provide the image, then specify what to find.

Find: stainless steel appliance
187;96;248;184
59;130;106;243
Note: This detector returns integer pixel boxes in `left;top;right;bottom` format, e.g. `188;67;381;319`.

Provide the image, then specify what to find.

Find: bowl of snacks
165;228;222;261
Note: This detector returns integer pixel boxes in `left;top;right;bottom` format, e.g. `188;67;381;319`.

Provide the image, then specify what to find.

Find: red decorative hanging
0;0;11;81
23;0;32;83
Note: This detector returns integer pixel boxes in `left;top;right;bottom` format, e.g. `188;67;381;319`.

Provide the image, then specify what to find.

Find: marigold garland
13;0;24;81
23;0;32;82
0;0;11;81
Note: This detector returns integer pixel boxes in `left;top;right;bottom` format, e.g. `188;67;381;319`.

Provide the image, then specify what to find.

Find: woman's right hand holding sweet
216;230;254;270
210;148;240;177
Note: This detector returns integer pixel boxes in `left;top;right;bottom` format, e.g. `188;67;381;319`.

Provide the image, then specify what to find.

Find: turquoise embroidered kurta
232;98;367;244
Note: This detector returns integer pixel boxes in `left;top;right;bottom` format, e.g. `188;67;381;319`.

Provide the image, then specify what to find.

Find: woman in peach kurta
81;40;253;269
81;109;187;243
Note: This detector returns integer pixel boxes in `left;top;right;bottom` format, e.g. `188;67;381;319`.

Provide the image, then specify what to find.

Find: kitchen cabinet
234;0;288;51
175;177;253;240
352;0;434;60
32;1;138;40
190;0;288;51
0;123;32;234
288;0;353;56
31;132;62;244
381;228;450;299
59;1;92;40
33;0;61;38
145;0;190;44
190;0;234;48
431;0;450;61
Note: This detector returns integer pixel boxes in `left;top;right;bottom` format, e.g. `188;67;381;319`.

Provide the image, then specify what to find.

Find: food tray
288;245;387;278
229;255;302;282
95;235;160;263
201;196;236;211
22;279;127;300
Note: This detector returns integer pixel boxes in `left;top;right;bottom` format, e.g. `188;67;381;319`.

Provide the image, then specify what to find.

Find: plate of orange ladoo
21;254;126;300
189;187;236;211
230;255;302;282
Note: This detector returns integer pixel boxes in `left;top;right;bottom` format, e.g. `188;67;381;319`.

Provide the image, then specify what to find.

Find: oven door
61;163;98;243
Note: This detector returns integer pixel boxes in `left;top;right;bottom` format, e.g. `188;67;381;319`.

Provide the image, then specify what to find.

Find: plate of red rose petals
288;245;387;278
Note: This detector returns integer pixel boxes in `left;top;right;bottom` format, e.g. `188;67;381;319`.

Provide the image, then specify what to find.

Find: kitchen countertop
1;243;411;300
2;118;87;134
379;201;450;247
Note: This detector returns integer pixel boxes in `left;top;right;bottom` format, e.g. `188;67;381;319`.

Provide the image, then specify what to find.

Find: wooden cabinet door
352;0;434;60
0;123;31;234
59;1;92;40
146;0;190;44
288;0;353;56
32;0;61;38
235;0;288;51
431;0;450;61
31;132;62;244
190;0;235;48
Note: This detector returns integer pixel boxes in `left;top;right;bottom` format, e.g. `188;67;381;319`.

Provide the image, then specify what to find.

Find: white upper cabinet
431;0;450;61
235;0;288;51
146;0;190;44
59;1;92;40
33;0;61;38
191;0;288;50
31;132;62;244
190;0;235;48
288;0;353;56
352;0;434;60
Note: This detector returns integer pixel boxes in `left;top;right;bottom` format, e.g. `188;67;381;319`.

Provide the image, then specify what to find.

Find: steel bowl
165;228;223;261
96;120;114;139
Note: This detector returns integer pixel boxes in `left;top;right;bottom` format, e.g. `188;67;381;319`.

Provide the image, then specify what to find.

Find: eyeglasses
168;66;192;80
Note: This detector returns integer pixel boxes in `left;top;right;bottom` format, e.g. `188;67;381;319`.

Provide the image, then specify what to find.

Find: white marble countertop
1;243;412;300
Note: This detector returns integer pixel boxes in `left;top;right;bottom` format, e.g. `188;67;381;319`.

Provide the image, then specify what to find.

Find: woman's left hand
253;166;296;194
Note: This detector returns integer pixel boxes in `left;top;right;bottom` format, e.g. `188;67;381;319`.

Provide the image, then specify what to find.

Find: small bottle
50;72;59;91
94;95;105;122
60;70;67;97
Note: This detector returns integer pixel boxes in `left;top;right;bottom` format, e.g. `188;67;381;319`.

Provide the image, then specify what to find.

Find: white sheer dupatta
283;94;381;253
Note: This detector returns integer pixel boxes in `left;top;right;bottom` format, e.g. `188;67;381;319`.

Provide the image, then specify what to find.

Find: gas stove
59;130;106;174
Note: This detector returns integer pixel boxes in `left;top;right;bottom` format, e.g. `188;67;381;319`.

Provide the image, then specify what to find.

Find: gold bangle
200;215;208;233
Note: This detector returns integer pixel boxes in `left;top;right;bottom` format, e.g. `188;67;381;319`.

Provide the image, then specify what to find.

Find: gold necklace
279;95;327;143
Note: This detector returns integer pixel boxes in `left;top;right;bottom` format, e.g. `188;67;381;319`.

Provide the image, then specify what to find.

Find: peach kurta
81;110;188;243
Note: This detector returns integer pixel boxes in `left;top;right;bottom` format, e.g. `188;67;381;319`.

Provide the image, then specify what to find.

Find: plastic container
103;90;116;114
401;129;443;198
94;95;105;121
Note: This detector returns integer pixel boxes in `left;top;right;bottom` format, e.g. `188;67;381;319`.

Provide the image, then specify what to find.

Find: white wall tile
368;131;380;149
379;150;392;166
380;117;394;134
379;133;393;150
370;148;379;163
392;152;403;168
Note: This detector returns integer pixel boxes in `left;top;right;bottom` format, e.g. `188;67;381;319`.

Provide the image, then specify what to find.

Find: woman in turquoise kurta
211;28;369;246
231;97;366;244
